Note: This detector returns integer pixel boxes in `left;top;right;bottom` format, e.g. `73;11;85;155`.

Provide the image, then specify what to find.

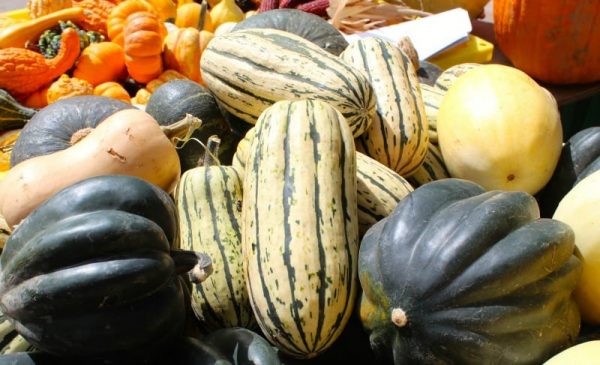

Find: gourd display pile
0;0;599;364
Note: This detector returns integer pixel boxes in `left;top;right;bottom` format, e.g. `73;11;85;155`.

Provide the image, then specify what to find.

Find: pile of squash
0;1;600;364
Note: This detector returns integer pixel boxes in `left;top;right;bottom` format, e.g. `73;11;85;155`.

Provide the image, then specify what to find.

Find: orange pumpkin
163;27;202;82
123;11;167;83
94;81;131;102
494;0;600;84
175;2;213;31
106;0;156;46
73;41;126;86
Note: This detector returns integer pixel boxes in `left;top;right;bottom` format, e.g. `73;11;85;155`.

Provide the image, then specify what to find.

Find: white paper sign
343;8;472;60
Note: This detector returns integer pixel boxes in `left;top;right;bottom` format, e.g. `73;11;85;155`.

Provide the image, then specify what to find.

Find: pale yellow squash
544;341;600;364
437;64;562;194
553;169;600;324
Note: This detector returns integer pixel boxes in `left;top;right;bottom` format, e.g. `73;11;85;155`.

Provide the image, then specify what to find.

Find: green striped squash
175;150;255;332
407;142;450;187
0;89;36;132
243;99;359;358
356;152;413;235
231;127;255;176
434;63;480;93
340;37;429;177
231;129;410;235
420;83;445;145
200;28;376;137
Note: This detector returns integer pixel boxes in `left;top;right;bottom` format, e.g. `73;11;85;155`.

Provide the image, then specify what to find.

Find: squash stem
161;114;202;146
199;135;221;167
171;248;213;284
391;307;408;328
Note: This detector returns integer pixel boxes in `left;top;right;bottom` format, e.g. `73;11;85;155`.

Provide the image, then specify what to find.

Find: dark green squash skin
0;352;63;365
164;337;231;365
358;178;582;365
0;89;37;132
145;79;240;171
0;175;191;364
232;9;348;56
537;126;600;218
204;328;282;365
9;96;133;167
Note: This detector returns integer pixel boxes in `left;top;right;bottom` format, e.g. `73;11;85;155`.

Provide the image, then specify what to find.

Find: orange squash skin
494;0;600;84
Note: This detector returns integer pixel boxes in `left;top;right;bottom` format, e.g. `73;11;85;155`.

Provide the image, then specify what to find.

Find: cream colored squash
553;169;600;324
0;109;192;230
544;341;600;364
437;64;562;194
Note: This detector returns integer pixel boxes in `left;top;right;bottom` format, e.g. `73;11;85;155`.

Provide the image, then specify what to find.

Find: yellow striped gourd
175;137;255;331
340;37;429;177
200;28;376;137
242;99;359;358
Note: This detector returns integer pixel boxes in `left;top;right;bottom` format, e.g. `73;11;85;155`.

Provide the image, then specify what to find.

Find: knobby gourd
0;27;81;97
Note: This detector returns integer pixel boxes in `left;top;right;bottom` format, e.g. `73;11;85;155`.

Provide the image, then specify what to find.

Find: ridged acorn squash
359;178;581;364
0;175;212;364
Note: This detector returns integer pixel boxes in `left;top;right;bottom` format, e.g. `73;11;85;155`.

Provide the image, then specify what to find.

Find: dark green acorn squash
0;175;212;364
232;9;348;56
0;352;62;365
204;328;283;365
359;178;582;364
165;337;231;365
145;79;239;171
0;89;37;132
9;96;133;167
537;126;600;218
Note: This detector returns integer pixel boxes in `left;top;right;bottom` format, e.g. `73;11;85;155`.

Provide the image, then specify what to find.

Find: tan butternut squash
0;109;198;229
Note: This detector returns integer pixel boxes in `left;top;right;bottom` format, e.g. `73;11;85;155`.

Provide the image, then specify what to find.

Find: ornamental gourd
494;0;600;84
0;27;80;98
123;11;167;83
0;175;212;363
359;178;582;364
0;108;196;229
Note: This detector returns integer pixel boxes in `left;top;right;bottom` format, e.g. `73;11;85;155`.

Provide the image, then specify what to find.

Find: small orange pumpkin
94;81;131;102
73;0;116;35
106;0;156;47
175;2;213;31
163;27;202;82
73;41;126;86
494;0;600;84
123;11;167;83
